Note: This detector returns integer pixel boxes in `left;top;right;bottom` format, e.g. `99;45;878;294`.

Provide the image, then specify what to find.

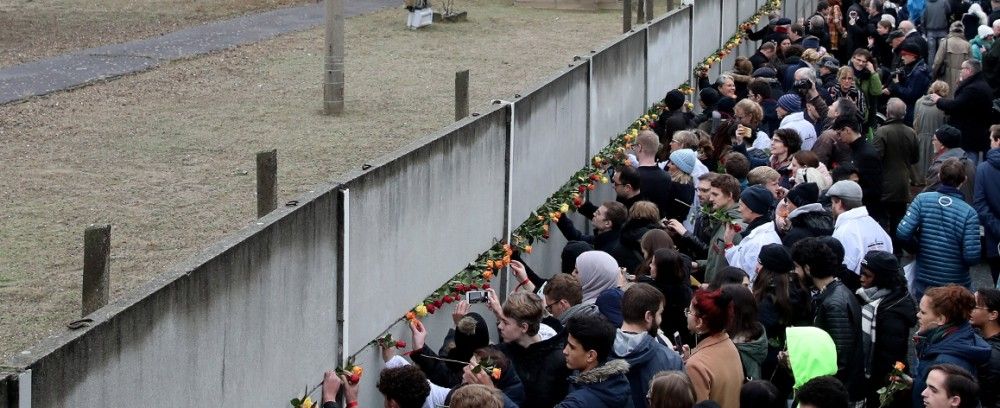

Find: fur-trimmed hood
560;359;634;408
570;359;631;384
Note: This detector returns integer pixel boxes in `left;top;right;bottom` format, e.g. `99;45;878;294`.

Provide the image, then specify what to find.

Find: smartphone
673;331;683;352
466;290;488;304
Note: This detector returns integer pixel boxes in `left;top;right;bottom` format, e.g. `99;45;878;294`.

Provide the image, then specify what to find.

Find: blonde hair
735;99;764;128
450;384;503;408
629;201;661;224
836;66;854;81
637;130;660;153
801;49;822;63
747;166;780;185
669;168;693;185
928;80;950;96
672;130;699;149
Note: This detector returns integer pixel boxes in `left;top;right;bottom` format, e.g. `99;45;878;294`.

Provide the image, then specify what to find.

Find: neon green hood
786;326;838;390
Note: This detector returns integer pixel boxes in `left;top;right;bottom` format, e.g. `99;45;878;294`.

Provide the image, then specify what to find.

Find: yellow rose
559;203;570;213
415;304;428;317
301;397;313;408
600;176;609;184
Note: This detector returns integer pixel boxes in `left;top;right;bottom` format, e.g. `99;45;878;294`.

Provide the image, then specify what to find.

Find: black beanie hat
561;240;594;274
700;88;721;108
758;243;794;273
935;125;962;149
664;90;686;111
786;182;819;207
741;185;775;215
447;312;490;367
717;97;737;115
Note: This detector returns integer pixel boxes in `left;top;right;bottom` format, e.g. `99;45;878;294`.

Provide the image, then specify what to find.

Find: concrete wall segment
647;6;692;107
6;184;341;407
342;106;509;351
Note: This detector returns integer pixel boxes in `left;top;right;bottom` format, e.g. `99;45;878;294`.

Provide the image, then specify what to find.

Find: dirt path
0;0;637;361
0;0;319;68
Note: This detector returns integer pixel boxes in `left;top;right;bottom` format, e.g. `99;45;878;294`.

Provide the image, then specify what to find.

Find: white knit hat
979;25;994;39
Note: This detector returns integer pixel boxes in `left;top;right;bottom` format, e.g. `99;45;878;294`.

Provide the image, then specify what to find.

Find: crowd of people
316;1;1000;407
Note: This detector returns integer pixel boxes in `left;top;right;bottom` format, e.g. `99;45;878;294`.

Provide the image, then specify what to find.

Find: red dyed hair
924;285;976;324
691;288;733;334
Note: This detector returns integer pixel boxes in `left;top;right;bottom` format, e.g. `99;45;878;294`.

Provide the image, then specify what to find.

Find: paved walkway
0;0;397;105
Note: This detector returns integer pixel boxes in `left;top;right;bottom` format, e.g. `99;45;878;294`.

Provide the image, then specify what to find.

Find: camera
466;290;488;304
793;79;812;93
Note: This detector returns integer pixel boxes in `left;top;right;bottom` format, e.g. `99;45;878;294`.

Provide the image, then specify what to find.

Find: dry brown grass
0;0;310;67
0;0;653;361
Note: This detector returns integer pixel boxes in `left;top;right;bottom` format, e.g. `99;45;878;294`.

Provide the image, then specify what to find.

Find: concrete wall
647;6;692;107
512;64;591;279
342;106;509;352
6;186;341;407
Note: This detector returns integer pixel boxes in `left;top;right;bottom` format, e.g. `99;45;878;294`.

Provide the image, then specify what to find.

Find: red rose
469;283;478;290
433;300;443;308
577;185;586;193
732;224;743;233
590;174;600;181
395;340;407;349
443;295;454;303
426;304;437;314
455;284;467;292
349;374;361;384
483;283;491;289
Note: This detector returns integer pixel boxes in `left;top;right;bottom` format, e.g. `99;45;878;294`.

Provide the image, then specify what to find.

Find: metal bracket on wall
17;370;29;408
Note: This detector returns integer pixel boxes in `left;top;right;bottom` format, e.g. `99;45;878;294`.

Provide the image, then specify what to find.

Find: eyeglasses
545;300;560;312
684;307;694;316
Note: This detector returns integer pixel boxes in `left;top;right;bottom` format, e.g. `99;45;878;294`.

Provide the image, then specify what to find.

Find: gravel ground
0;0;646;361
0;0;311;67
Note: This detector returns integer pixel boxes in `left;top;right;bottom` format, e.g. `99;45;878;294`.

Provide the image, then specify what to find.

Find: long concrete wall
0;1;819;406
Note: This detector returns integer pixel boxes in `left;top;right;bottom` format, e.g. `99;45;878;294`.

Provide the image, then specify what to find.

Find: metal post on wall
455;70;470;121
256;149;278;218
82;224;111;317
623;0;632;33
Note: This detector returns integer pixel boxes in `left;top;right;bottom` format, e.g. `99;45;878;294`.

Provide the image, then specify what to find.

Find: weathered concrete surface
342;105;509;352
511;64;591;278
6;185;341;407
647;6;692;106
0;0;398;105
691;0;722;86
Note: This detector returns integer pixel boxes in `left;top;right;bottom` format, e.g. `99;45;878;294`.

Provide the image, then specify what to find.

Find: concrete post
256;149;278;218
323;0;345;115
455;70;470;121
622;0;632;32
82;224;111;316
644;0;653;22
636;0;645;24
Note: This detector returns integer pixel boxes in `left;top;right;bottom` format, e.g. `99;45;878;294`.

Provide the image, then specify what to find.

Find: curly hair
377;365;431;408
791;237;839;280
924;285;977;325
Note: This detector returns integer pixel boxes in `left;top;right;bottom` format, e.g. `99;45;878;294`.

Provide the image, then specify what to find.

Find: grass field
0;0;664;361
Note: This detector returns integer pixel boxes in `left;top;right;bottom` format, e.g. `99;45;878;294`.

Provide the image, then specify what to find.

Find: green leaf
291;398;301;406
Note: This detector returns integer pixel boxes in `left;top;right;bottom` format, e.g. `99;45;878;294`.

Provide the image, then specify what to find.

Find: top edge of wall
337;102;509;187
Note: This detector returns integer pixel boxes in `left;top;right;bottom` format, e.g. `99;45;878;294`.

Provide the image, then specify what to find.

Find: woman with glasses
681;288;742;407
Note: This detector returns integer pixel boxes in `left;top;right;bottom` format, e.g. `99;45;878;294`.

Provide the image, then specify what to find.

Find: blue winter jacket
611;331;684;408
556;359;635;408
897;186;981;288
975;149;1000;258
912;322;992;408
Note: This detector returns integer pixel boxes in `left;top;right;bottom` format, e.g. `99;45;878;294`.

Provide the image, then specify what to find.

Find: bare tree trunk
323;0;345;115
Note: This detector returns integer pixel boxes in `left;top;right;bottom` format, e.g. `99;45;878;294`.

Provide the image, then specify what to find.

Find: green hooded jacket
734;324;769;380
787;326;838;390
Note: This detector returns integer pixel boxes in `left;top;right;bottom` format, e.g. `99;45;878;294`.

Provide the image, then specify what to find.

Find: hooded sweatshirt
612;330;684;408
787;326;838;390
781;203;835;248
912;322;993;407
733;324;770;380
556;359;634;408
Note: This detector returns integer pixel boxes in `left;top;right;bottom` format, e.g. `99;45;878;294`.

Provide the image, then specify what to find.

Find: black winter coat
653;110;693;160
636;165;676;219
556;218;641;272
979;333;1000;408
864;288;917;408
780;205;835;248
497;333;571;408
847;137;885;220
813;280;865;401
937;72;995;153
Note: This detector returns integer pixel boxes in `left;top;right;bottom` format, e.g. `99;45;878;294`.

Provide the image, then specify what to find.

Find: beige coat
685;331;744;408
933;33;971;93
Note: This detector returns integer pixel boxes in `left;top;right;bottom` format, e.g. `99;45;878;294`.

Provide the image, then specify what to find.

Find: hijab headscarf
575;250;620;304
